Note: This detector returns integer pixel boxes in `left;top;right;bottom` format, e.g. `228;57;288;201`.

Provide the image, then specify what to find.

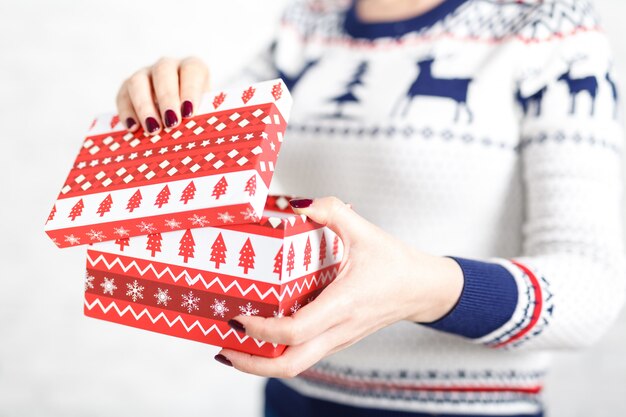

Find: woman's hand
116;57;210;134
214;197;464;377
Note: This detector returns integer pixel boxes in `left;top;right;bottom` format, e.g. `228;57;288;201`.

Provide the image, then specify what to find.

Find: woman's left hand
214;197;464;377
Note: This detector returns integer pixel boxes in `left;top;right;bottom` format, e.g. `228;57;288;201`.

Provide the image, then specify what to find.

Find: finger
151;57;181;129
116;81;139;132
179;56;210;118
217;322;350;378
127;68;161;135
289;197;372;246
229;278;351;346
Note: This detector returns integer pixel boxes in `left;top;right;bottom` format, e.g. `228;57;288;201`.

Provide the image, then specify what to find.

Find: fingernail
164;110;178;128
145;117;159;133
228;319;246;334
289;199;313;209
214;354;233;367
181;100;193;118
125;117;136;130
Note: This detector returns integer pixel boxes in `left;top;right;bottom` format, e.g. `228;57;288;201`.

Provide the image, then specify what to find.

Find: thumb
289;197;369;245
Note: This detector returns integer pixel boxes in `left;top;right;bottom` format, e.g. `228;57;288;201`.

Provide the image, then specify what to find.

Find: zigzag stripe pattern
84;297;271;348
87;252;339;301
283;0;599;43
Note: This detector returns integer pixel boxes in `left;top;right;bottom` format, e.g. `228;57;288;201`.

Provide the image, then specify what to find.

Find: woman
115;0;626;416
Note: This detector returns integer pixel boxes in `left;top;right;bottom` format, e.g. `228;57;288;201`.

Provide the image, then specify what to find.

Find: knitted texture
233;0;626;414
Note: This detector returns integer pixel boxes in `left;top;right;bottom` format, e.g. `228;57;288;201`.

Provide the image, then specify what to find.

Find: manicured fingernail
181;100;193;118
164;110;178;128
228;319;246;334
125;117;136;130
214;354;233;367
289;199;313;209
145;117;159;133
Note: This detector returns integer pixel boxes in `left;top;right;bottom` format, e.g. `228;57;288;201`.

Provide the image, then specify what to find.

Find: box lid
45;79;292;248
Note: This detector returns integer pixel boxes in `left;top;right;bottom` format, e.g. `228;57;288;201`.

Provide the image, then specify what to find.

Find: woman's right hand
116;57;210;135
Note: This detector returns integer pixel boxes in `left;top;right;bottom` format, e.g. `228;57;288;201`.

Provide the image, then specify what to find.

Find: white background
1;1;625;416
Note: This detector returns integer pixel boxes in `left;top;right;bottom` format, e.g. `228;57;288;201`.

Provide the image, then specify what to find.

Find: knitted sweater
235;0;626;415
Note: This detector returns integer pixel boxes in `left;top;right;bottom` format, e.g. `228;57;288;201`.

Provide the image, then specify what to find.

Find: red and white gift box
45;80;345;357
45;79;292;248
85;196;344;357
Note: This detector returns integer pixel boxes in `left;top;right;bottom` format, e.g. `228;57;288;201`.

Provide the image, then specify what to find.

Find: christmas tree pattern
146;233;162;257
319;233;327;265
238;238;256;274
244;175;257;197
303;236;312;271
154;185;171;208
242;86;256;104
329;61;368;118
97;194;113;217
47;205;56;223
273;245;283;277
180;181;196;204
332;235;340;259
287;242;295;277
116;237;130;252
271;82;283;101
213;92;226;109
68;199;84;221
212;176;228;200
210;233;227;269
126;189;142;213
178;229;195;263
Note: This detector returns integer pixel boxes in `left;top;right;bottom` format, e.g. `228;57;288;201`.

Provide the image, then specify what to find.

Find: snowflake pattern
217;212;235;223
164;218;182;229
51;238;60;247
84;272;95;291
239;302;259;316
181;291;200;313
188;214;210;227
113;226;130;237
211;299;230;317
290;300;301;314
240;208;259;222
86;229;107;242
154;288;171;306
64;234;81;245
100;277;117;295
273;309;285;318
136;221;156;233
125;280;144;302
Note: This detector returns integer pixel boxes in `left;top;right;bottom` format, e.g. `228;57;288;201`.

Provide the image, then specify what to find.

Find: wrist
406;254;464;323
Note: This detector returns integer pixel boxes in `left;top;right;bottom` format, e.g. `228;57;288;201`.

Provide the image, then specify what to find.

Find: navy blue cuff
421;257;519;339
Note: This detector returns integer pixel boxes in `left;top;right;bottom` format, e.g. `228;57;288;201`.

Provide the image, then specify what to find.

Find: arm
422;30;626;350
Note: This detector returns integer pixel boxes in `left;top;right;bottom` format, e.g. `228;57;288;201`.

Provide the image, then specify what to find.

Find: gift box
84;196;344;357
45;79;292;248
45;79;345;357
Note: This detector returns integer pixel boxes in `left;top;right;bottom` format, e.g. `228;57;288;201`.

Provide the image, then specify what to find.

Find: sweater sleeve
421;30;626;350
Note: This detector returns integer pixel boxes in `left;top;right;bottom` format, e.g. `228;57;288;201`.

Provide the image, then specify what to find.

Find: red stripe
301;369;543;395
492;260;543;348
282;21;603;48
84;293;286;357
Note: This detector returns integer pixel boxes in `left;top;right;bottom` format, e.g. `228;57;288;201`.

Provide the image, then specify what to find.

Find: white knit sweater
234;0;626;414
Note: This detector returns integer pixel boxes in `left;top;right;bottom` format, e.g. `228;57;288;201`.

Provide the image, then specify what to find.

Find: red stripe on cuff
492;260;543;348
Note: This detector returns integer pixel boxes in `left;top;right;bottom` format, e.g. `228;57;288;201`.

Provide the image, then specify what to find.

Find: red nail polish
164;110;178;128
228;319;246;334
214;354;233;367
145;117;159;133
181;101;193;118
289;199;313;208
125;117;136;130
